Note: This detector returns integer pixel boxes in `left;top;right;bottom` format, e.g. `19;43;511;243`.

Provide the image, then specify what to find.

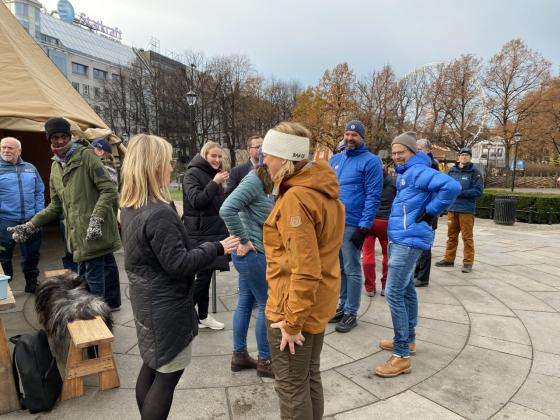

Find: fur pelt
35;272;113;359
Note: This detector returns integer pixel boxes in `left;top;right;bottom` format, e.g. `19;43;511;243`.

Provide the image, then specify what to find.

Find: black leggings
193;270;213;320
136;362;184;420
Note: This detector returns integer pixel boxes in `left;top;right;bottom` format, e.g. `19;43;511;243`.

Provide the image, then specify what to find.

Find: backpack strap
9;335;26;409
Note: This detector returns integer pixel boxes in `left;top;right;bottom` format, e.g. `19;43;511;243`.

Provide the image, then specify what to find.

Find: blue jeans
338;225;363;316
0;219;42;282
385;242;422;357
78;253;121;308
232;251;270;359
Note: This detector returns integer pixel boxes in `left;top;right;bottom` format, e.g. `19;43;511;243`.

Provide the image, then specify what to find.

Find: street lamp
511;132;521;192
186;63;197;160
185;90;197;107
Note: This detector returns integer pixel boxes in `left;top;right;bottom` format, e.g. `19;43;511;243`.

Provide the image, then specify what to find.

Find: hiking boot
414;279;429;287
435;259;454;267
366;290;376;297
374;355;412;378
380;289;385;297
256;357;274;378
379;339;416;355
231;351;257;372
24;284;37;294
335;314;357;333
199;315;224;330
461;264;473;273
329;306;344;324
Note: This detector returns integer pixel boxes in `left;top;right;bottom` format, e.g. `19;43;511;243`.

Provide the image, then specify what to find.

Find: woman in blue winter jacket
375;132;461;378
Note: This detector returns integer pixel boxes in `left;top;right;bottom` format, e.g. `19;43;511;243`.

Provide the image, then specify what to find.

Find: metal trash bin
494;196;517;225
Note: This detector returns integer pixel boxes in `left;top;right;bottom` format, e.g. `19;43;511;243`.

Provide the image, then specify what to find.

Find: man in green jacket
9;117;122;309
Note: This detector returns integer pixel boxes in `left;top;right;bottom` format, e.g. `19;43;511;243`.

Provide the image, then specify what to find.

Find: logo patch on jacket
288;215;302;227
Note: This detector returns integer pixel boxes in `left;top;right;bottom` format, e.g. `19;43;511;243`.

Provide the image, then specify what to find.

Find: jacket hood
395;152;430;174
187;154;218;175
280;160;339;199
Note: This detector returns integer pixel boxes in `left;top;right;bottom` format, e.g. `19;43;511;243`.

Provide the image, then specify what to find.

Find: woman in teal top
220;154;274;378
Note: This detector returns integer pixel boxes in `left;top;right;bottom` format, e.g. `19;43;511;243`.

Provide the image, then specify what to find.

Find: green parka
31;141;121;262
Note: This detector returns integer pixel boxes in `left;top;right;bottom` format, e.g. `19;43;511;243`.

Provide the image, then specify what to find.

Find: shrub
475;191;560;224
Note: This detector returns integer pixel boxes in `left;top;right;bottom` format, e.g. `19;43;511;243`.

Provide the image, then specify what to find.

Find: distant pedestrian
226;135;263;195
0;137;44;293
436;147;484;273
92;138;118;185
120;134;239;420
182;141;230;330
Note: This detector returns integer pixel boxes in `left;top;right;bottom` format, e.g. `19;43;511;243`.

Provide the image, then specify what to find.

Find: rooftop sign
78;13;122;41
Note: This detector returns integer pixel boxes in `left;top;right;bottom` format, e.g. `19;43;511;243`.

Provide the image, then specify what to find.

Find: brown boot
231;351;257;372
256;357;274;378
374;355;412;378
379;339;416;355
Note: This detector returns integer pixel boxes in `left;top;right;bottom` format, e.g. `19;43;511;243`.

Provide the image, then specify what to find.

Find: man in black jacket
225;135;263;195
414;138;440;287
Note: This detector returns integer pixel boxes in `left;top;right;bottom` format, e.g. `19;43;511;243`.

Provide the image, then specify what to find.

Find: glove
416;211;436;226
7;221;39;243
85;216;104;241
350;228;369;250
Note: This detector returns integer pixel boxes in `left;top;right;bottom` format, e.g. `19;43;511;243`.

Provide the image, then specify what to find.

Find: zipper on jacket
403;205;407;230
16;166;25;221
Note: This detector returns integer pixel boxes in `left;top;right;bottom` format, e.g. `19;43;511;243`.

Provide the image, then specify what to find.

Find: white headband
262;129;310;161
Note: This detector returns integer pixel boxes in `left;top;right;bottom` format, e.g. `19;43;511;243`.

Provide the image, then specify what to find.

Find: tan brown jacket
264;160;345;335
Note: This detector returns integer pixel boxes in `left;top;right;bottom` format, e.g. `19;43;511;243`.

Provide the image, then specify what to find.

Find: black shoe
335;314;357;333
380;289;385;297
414;279;429;287
461;264;473;273
329;307;344;324
435;260;454;267
24;285;37;294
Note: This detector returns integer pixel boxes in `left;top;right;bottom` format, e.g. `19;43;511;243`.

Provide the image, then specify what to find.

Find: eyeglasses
249;146;260;149
391;150;408;157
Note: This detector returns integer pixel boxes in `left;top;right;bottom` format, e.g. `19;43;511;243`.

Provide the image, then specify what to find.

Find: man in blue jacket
375;132;460;378
436;148;484;273
329;120;383;333
0;137;44;293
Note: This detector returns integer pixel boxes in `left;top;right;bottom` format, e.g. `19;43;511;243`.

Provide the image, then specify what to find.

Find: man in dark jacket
436;147;484;273
9;117;122;308
414;138;439;287
0;137;44;293
225;135;263;195
329;120;383;333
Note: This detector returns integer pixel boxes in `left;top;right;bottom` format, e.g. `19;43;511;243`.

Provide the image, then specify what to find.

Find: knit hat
344;120;365;140
91;138;112;155
45;117;71;141
459;147;472;156
392;131;418;153
262;129;309;161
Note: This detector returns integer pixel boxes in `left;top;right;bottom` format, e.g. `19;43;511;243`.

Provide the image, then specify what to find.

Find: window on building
15;3;29;18
93;68;108;80
82;85;90;97
72;82;80;91
481;149;488;159
112;73;121;82
497;148;504;158
94;87;102;98
72;62;88;76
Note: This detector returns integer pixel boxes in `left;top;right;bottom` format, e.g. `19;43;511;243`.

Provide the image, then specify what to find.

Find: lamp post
185;63;197;160
511;132;521;192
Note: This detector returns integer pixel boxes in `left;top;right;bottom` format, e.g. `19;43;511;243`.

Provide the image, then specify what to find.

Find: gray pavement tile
322;370;379;416
358;299;393;329
490;402;553;420
21;293;40;330
2;311;37;340
415;324;467;351
530;291;560;312
0;290;28;314
219;293;239;312
334;390;466;420
324;321;392;360
318;343;354;371
111;301;135;326
469;313;531;345
515;310;560;355
192;328;257;356
526;264;560;277
532;351;560;378
111;324;138;355
512;373;560;418
414;285;462;306
335;341;457;400
468;335;532;359
413;345;531;420
501;266;560;288
170;388;229;419
418;302;469;324
499;273;559;293
112;354;144;389
416;317;470;337
227;382;278;419
445;285;515;316
179;355;262;389
476;251;535;267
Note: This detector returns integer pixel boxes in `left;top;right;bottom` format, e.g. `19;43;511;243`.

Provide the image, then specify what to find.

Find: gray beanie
392;131;418;153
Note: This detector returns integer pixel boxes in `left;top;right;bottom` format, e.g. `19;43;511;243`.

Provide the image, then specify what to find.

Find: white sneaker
198;315;224;330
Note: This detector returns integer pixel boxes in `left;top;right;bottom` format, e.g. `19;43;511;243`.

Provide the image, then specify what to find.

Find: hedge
475;191;560;224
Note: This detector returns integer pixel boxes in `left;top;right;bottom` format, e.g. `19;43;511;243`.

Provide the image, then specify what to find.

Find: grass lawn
485;189;560;198
169;189;182;201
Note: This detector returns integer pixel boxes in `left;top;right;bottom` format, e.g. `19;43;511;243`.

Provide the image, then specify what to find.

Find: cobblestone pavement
2;218;560;419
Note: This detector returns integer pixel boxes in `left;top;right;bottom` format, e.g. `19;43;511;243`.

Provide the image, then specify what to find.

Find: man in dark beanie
9;117;122;310
375;131;460;378
329;120;383;333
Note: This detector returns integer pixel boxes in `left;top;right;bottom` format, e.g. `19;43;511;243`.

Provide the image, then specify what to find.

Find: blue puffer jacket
329;144;383;228
388;153;461;250
0;158;45;222
447;163;484;214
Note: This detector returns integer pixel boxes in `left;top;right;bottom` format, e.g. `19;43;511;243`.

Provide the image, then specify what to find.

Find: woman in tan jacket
262;122;345;420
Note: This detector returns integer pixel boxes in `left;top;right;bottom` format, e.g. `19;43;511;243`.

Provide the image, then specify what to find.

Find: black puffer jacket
182;154;229;271
121;201;222;369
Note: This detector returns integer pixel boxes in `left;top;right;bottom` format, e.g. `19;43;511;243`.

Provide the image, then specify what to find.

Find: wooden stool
44;269;72;279
61;316;120;400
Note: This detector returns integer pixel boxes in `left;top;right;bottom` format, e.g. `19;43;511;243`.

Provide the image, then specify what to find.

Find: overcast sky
42;0;560;86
